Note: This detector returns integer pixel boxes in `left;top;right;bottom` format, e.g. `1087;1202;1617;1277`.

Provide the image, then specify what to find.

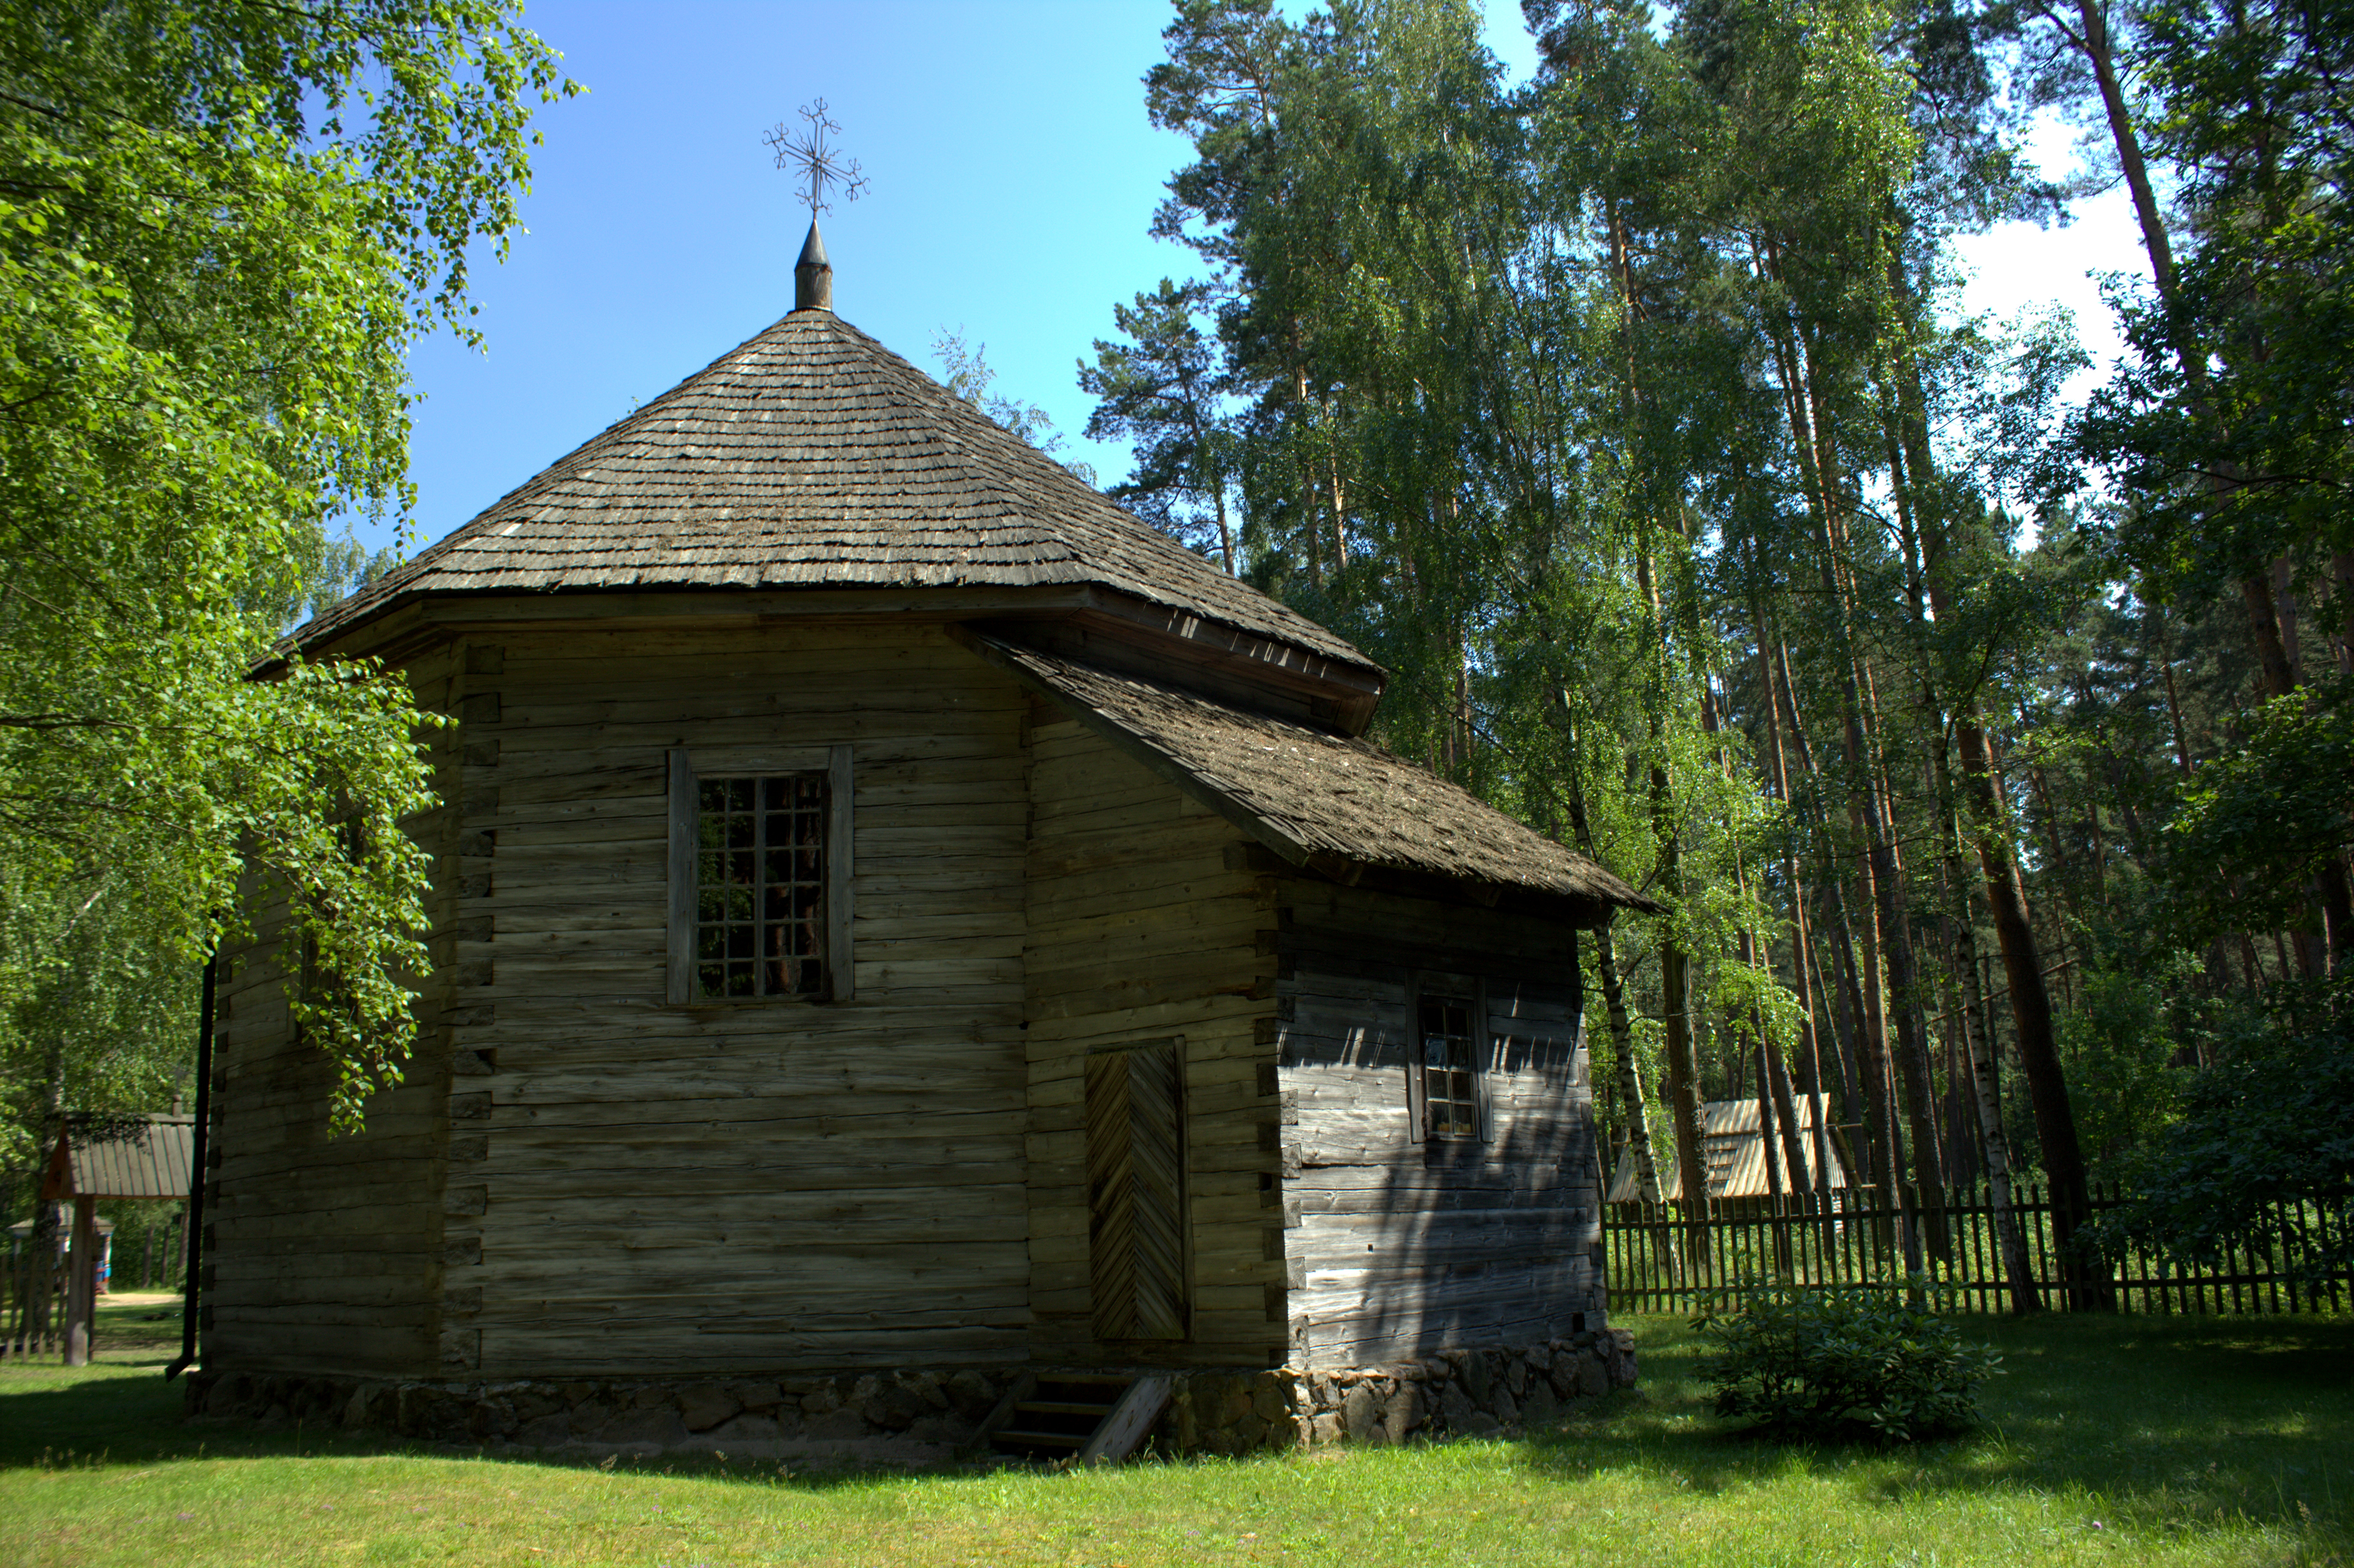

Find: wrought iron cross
765;99;867;216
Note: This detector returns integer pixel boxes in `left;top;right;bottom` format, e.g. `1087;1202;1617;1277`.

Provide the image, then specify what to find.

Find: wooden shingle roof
294;309;1373;675
1605;1095;1849;1204
42;1116;194;1201
968;635;1660;920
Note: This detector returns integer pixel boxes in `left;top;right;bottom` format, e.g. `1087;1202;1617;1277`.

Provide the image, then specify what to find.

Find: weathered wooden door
1084;1041;1187;1341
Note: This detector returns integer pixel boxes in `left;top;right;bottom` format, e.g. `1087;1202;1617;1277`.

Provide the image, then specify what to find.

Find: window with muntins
1417;993;1482;1139
694;775;826;998
667;744;852;1006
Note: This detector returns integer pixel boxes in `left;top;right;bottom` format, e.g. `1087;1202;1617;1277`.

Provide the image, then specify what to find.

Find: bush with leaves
1697;1280;2001;1442
2091;972;2354;1285
2153;678;2354;959
2055;914;2206;1181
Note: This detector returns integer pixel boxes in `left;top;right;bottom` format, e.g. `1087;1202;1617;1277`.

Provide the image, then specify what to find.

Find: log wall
1273;881;1602;1368
447;622;1036;1377
206;614;1601;1386
205;643;464;1377
214;623;1039;1378
1020;715;1287;1369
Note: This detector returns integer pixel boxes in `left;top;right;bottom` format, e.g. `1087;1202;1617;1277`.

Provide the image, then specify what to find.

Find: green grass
2;1312;2349;1566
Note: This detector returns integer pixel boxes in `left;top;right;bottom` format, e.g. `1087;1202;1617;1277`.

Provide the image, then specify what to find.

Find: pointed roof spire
794;219;832;313
769;100;862;314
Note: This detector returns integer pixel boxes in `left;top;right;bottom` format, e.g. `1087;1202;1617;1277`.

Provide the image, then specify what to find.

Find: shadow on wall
1283;966;1594;1368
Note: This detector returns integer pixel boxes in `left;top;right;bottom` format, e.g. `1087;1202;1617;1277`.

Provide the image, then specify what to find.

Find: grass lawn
1;1311;2348;1567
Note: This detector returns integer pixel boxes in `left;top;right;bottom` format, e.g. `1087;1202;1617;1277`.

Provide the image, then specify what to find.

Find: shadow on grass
9;1312;2353;1533
1518;1311;2354;1548
0;1362;1011;1493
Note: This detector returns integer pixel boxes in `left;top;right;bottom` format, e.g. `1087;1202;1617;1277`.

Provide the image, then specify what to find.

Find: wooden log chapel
200;225;1656;1451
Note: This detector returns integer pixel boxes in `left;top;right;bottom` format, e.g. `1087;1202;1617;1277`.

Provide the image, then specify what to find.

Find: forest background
1;0;2347;1299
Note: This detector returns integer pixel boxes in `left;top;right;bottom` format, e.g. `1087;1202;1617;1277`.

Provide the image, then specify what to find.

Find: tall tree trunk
1634;543;1709;1229
1563;737;1662;1204
1884;304;2103;1301
1713;653;1815;1214
1613;200;1709;1223
27;1040;66;1348
1777;631;1885;1204
1596;931;1659;1202
1754;1034;1798;1273
1870;388;1963;1253
1933;719;2040;1312
1765;276;1936;1262
1800;896;1858;1172
1957;720;2106;1307
2157;617;2195;777
2035;0;2178;299
1776;639;1867;1124
2335;551;2354;677
1755;607;1837;1196
1659;934;1707;1220
1763;1034;1812;1201
1755;1037;1783;1198
1852;842;1902;1245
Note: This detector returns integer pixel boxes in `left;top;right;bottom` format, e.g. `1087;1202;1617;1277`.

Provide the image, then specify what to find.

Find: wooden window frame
667;744;853;1005
1405;972;1489;1144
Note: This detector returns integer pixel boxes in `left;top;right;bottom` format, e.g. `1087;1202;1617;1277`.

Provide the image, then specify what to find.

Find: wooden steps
980;1373;1172;1464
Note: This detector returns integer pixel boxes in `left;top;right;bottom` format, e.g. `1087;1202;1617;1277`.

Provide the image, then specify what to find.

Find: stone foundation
182;1366;1015;1466
1166;1329;1638;1454
183;1329;1635;1462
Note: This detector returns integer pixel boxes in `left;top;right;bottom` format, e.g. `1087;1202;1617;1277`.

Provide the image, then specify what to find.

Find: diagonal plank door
1085;1041;1187;1342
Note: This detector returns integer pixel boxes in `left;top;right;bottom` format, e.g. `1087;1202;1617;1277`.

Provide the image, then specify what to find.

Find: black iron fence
1604;1181;2349;1315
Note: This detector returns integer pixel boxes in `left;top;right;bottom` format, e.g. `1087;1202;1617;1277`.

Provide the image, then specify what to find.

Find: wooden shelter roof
291;309;1373;677
971;635;1660;920
1606;1094;1848;1204
42;1116;194;1201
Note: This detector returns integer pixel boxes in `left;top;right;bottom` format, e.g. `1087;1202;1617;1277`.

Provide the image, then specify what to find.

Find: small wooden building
1605;1094;1850;1207
37;1115;193;1363
198;236;1654;1451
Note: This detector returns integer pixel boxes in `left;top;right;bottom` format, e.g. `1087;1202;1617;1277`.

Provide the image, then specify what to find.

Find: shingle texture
1606;1095;1848;1203
988;639;1658;915
52;1117;193;1201
295;309;1371;670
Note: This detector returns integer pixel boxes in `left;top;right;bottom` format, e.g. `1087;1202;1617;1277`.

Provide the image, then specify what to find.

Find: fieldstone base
181;1366;1012;1467
182;1329;1635;1462
1166;1329;1638;1454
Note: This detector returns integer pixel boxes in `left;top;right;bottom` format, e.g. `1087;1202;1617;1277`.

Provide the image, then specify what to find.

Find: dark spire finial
794;220;832;312
767;100;864;313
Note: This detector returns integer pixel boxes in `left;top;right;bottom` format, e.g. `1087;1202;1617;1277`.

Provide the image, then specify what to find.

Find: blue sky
371;0;2139;557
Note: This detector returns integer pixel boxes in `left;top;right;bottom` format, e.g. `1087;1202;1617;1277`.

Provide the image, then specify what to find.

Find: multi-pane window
1417;994;1482;1139
694;775;826;999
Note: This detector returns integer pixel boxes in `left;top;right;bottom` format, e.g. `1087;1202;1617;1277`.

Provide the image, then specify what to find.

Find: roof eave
1237;839;1637;926
267;580;1384;720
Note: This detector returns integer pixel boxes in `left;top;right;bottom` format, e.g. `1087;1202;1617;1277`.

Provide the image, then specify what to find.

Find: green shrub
1696;1280;2001;1442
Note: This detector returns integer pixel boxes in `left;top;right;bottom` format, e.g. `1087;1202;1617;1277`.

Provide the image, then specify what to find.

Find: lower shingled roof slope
977;638;1660;917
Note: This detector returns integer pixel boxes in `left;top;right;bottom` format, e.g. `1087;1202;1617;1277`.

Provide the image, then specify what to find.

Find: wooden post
64;1197;96;1366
